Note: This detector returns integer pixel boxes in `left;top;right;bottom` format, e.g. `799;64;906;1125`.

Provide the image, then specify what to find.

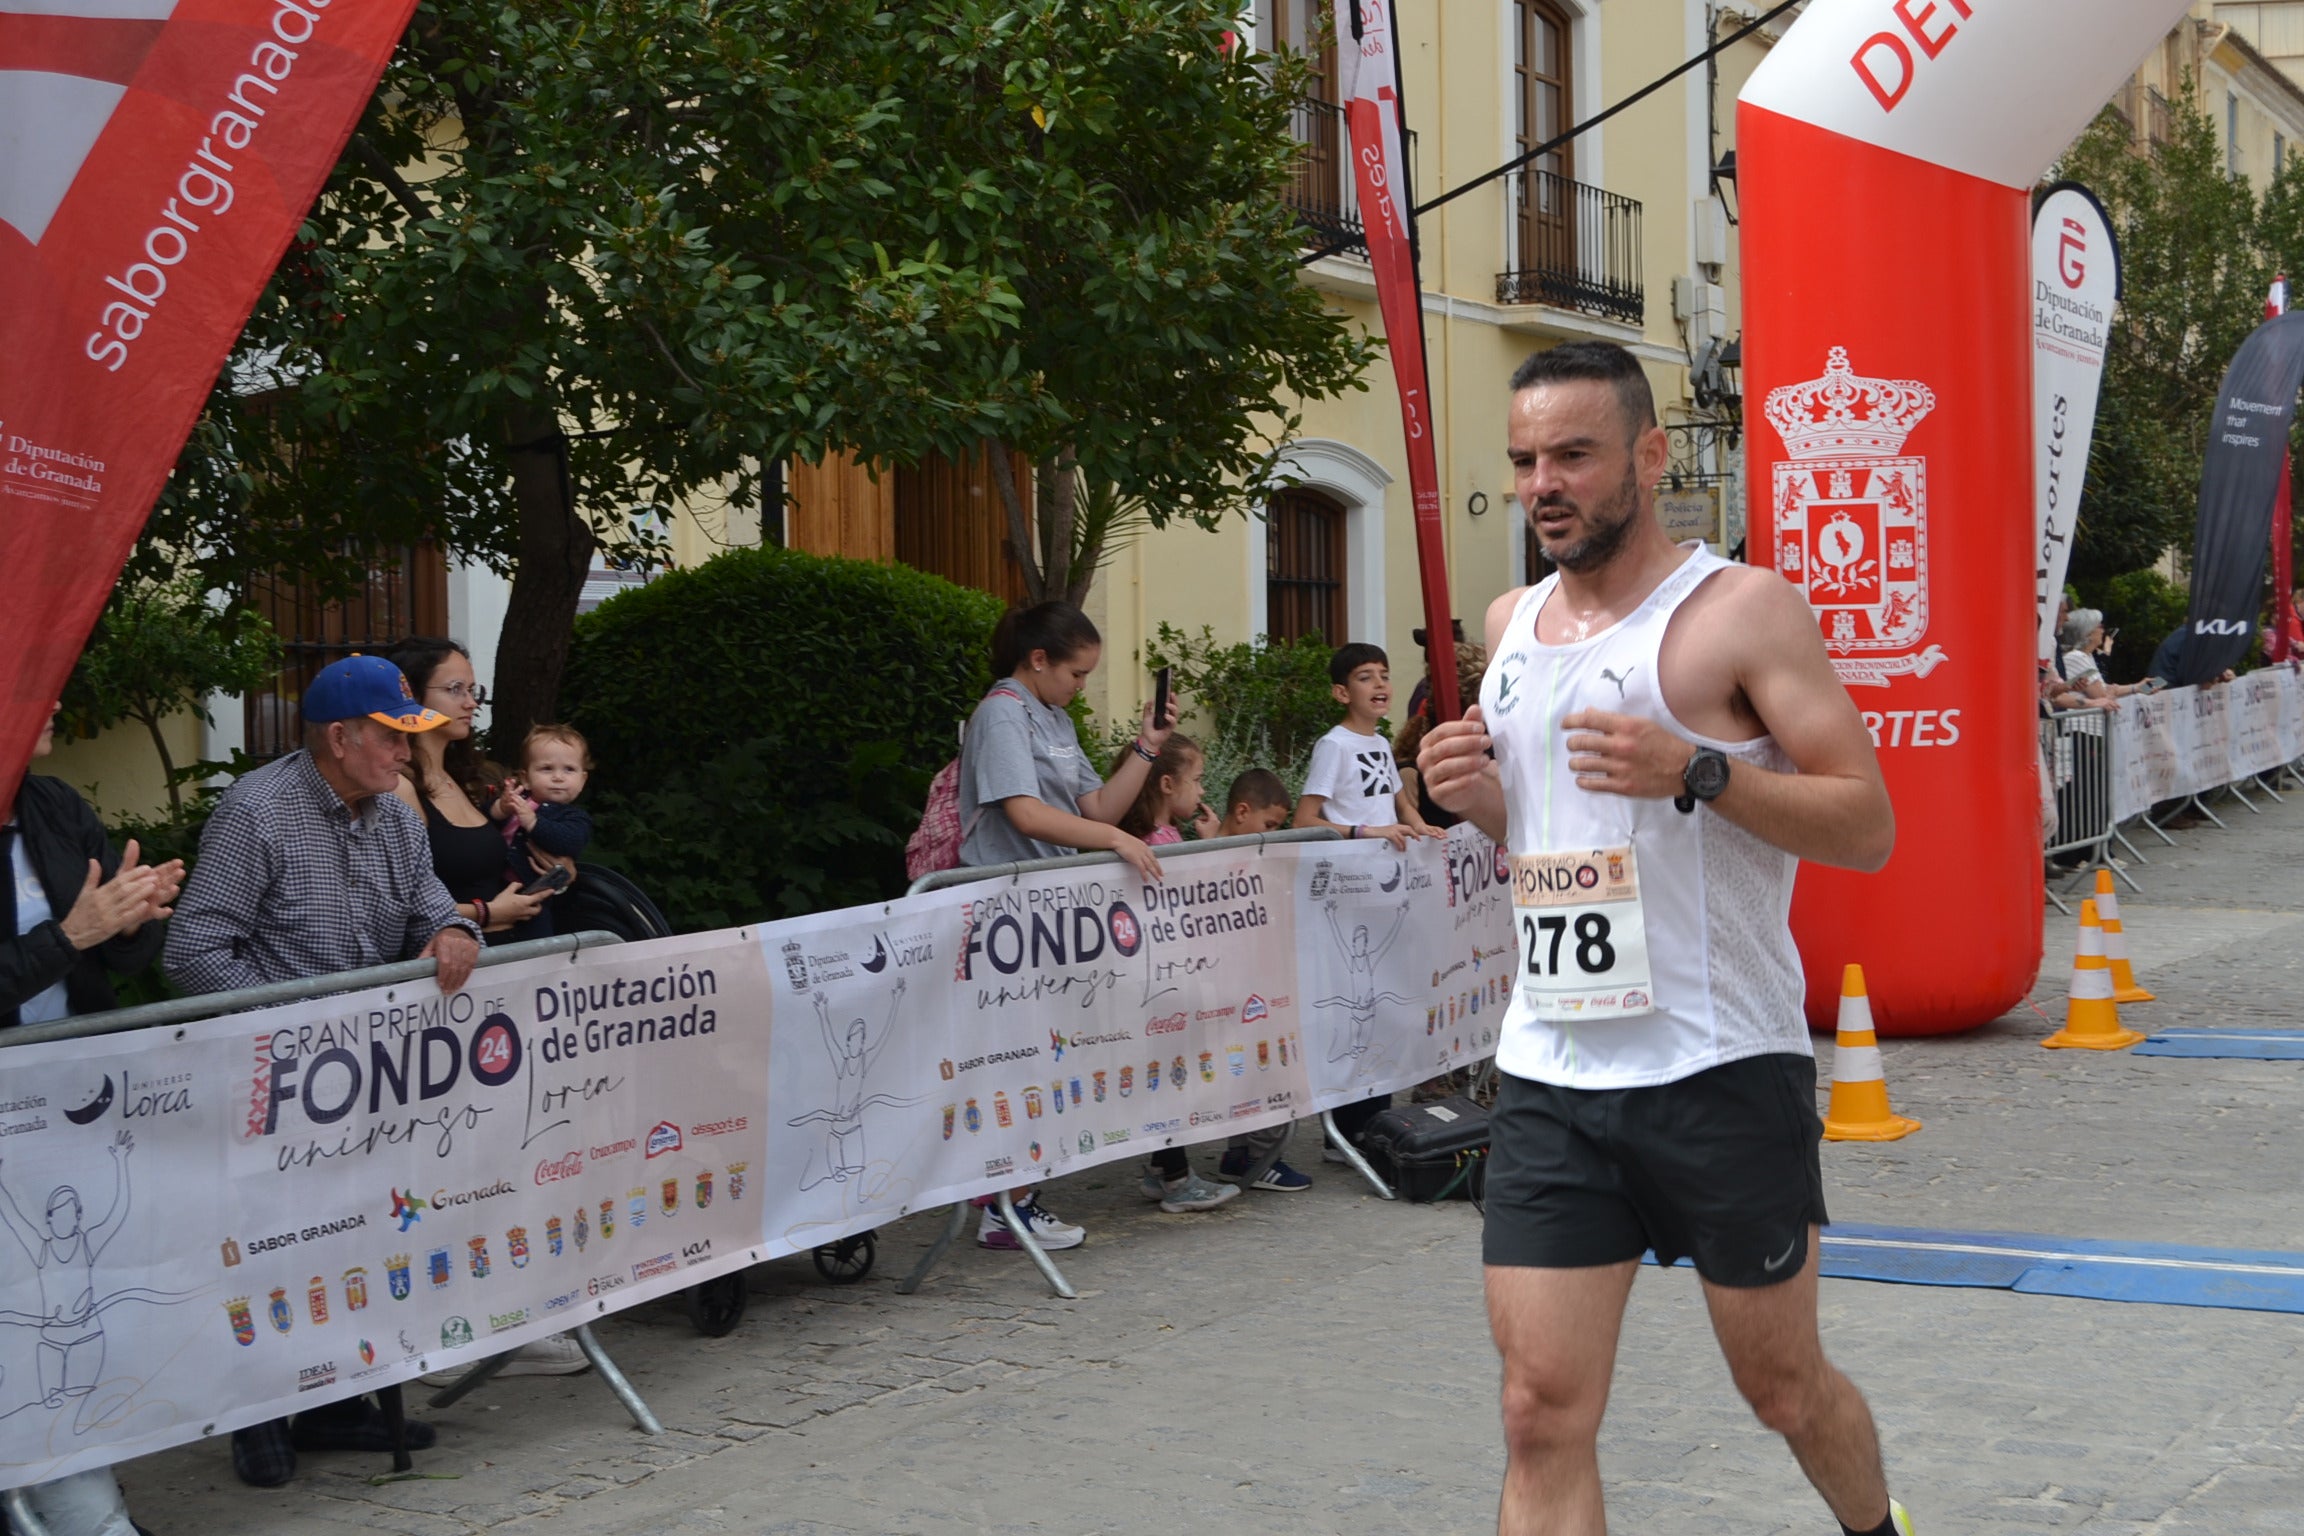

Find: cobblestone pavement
118;789;2304;1534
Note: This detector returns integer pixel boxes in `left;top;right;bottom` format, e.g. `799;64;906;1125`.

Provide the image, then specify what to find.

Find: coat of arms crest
1765;346;1949;686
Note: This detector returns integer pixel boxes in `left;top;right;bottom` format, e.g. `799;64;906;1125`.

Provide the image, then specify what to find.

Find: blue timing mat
1646;1223;2304;1314
2133;1029;2304;1060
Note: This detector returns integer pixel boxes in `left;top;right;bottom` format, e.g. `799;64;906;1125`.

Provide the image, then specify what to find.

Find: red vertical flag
1331;0;1457;719
0;0;420;806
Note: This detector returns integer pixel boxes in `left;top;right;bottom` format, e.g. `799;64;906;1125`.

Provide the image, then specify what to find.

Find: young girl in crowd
1118;734;1220;846
957;601;1233;1247
1114;734;1242;1213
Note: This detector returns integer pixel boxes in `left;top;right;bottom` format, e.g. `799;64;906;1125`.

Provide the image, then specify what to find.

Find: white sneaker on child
976;1196;1087;1251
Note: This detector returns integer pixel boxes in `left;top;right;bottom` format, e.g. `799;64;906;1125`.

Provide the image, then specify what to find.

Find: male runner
1418;341;1910;1536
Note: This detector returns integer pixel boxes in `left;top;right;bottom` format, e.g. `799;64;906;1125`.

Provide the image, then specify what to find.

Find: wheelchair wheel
684;1270;749;1336
811;1231;876;1284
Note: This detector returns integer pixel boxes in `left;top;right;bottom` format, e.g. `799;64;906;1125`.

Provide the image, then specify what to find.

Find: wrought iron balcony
1496;169;1645;327
1282;97;1417;259
1284;97;1362;254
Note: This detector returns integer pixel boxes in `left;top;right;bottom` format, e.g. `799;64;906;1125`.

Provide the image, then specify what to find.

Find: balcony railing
1284;97;1362;254
1496;169;1644;325
1282;98;1417;259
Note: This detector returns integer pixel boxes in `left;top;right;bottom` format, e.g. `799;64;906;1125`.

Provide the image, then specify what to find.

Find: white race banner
760;842;1314;1240
0;833;1514;1488
1293;828;1518;1114
2193;684;2234;788
2033;184;2120;663
2236;671;2287;781
2103;667;2304;821
0;929;774;1487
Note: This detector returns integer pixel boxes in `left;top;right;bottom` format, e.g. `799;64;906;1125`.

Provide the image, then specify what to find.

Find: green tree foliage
144;0;1374;748
559;546;1002;928
60;575;280;816
2058;95;2304;591
1137;622;1340;799
2095;568;2190;682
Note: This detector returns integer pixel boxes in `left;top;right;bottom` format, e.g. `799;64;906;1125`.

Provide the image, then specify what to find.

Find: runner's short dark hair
1329;642;1389;687
1509;341;1658;443
1225;768;1290;814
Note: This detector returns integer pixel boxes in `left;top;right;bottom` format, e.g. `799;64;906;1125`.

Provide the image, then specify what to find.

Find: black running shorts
1482;1052;1829;1288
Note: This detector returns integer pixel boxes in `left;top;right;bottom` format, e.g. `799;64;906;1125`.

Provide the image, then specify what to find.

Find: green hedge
2080;568;2190;684
561;546;1002;930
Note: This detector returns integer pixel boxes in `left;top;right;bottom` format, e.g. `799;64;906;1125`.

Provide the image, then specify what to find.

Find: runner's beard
1534;466;1643;574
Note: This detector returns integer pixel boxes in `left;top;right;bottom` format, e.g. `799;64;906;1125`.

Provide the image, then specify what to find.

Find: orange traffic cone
2093;870;2154;1004
2042;899;2144;1050
1822;964;1920;1142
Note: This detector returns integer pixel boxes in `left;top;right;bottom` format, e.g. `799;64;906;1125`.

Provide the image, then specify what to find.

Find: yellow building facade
2117;4;2304;188
1078;0;1775;729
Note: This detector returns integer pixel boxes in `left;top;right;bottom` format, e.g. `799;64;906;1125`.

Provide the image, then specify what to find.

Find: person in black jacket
1;707;177;1536
2;706;181;1031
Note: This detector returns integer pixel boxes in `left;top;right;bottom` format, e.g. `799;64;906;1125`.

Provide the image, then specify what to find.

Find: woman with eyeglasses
383;639;555;940
378;639;590;1383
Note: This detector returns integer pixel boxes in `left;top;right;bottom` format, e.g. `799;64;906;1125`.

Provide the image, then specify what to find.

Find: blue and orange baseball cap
302;655;450;732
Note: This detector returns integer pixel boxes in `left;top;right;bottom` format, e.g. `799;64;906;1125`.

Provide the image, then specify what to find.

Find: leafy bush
561;547;1002;929
1131;624;1341;807
2084;567;2190;683
61;574;279;815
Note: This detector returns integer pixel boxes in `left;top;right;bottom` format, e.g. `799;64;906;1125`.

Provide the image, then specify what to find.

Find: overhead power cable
1297;0;1800;267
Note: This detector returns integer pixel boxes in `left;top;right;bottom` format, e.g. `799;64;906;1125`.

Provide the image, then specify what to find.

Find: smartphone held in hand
519;864;573;897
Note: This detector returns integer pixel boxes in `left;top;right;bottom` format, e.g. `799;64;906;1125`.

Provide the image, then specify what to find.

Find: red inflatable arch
1737;0;2190;1034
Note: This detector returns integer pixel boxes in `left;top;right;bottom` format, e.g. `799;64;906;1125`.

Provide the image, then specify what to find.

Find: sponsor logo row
221;1167;747;1349
938;1040;1304;1140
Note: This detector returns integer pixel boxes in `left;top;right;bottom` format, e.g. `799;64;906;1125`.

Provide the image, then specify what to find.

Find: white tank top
1479;545;1809;1088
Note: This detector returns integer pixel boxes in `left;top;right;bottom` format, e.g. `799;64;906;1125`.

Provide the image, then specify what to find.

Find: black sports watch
1675;747;1731;814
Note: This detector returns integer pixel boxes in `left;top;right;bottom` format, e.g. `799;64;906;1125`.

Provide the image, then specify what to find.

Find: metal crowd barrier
0;930;660;1533
2040;709;2119;914
2050;677;2304;913
894;829;1390;1302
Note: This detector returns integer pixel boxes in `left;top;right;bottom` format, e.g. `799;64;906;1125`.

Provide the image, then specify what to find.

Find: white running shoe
498;1332;591;1376
1890;1499;1916;1535
976;1195;1087;1251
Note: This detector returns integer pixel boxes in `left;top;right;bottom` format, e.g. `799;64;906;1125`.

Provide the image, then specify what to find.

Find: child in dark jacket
492;724;593;938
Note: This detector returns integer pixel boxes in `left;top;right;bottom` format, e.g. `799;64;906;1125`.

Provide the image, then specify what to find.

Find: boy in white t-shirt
1294;643;1441;849
1292;643;1438;1156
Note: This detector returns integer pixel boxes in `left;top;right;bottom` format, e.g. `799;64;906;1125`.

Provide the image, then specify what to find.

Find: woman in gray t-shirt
957;602;1173;881
955;601;1184;1253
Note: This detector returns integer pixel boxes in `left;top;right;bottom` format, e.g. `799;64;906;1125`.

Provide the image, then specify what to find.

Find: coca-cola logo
534;1153;583;1186
1145;1012;1187;1035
